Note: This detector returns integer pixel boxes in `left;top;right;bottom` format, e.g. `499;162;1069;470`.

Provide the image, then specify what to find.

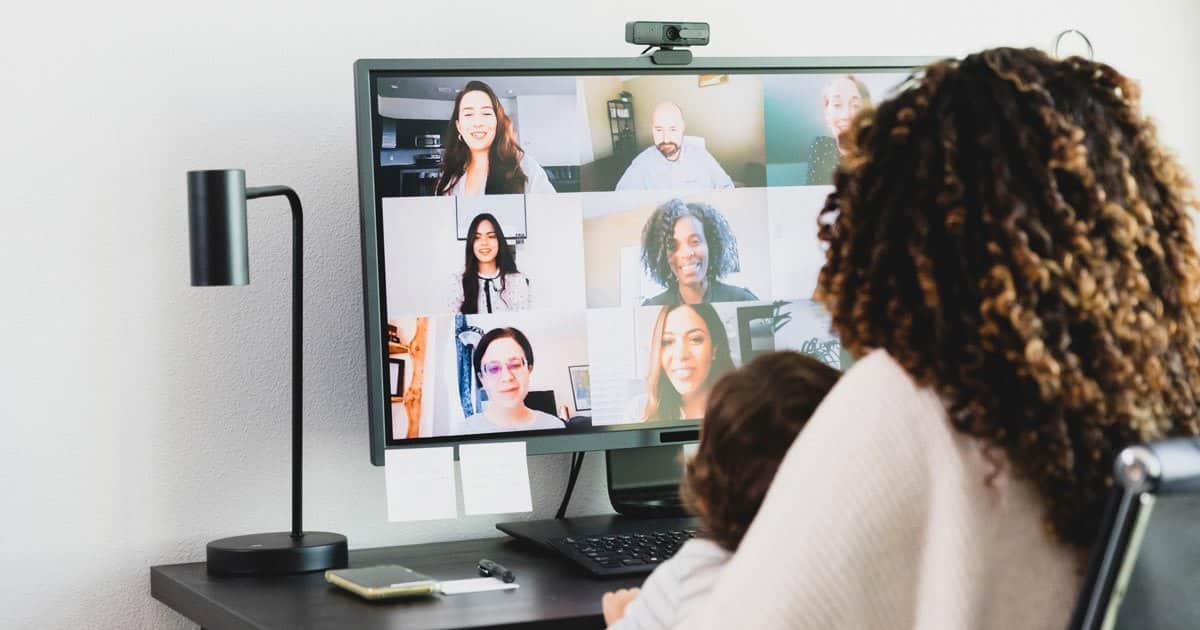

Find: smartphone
325;565;438;601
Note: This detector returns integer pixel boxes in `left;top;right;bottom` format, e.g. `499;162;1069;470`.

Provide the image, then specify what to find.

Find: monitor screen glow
355;57;926;463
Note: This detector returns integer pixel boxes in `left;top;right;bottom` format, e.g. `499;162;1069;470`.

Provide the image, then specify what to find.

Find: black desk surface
151;536;643;630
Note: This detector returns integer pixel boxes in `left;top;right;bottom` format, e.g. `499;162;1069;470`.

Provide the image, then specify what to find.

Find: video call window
376;76;582;197
578;74;766;193
764;72;904;186
371;69;907;443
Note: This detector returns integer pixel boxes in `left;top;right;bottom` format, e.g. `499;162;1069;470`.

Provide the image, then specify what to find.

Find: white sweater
610;538;730;630
681;349;1082;630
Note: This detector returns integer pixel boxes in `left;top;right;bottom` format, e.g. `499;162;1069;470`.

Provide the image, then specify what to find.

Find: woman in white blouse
434;80;555;196
453;212;530;314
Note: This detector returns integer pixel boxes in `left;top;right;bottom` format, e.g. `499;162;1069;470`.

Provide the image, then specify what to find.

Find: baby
601;350;841;629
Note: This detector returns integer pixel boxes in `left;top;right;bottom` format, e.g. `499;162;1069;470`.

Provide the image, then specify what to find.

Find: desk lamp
187;168;348;575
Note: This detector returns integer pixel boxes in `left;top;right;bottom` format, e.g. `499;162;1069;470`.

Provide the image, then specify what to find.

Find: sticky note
439;577;521;595
385;447;457;521
458;441;533;515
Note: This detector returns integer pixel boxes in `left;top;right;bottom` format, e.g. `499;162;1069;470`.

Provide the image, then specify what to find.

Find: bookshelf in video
374;70;905;442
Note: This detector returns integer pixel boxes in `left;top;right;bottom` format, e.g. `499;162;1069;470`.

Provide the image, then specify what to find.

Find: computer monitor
355;56;930;465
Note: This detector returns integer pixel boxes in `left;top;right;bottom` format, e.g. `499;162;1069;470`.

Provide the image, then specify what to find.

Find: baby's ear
687;493;711;520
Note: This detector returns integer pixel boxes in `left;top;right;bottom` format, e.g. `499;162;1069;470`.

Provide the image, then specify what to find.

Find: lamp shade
188;169;249;286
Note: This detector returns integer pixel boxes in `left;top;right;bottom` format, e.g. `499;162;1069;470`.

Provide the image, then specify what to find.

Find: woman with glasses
457;327;565;434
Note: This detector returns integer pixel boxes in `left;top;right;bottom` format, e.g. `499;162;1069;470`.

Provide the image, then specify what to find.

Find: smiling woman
640;303;736;421
806;74;872;186
640;198;758;306
436;80;556;196
453;212;531;314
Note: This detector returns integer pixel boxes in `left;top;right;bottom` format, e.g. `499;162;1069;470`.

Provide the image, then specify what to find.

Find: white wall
515;94;584;166
2;1;1198;628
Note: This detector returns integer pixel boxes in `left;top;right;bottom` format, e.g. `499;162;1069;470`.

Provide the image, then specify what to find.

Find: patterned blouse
451;271;531;313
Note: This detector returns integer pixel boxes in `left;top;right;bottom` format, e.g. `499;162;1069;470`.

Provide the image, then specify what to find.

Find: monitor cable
555;451;586;519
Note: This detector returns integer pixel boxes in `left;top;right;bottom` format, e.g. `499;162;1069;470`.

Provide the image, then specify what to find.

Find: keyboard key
621;558;645;566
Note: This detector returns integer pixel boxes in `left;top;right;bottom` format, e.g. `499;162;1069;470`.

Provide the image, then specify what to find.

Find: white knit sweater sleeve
609;538;730;630
677;349;1079;630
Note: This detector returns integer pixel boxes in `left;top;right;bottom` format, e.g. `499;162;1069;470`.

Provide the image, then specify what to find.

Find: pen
478;558;516;583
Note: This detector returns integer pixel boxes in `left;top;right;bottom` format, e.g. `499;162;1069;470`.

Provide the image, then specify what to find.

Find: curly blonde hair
815;47;1200;548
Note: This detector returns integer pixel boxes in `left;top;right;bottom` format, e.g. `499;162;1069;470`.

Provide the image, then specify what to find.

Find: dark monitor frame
355;55;936;466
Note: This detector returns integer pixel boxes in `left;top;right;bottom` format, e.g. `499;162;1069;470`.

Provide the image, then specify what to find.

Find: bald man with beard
615;101;735;193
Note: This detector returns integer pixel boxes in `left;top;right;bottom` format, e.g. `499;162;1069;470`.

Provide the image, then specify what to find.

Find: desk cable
555;452;586;519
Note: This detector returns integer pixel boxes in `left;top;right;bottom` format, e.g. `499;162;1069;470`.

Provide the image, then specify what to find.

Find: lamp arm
246;185;304;539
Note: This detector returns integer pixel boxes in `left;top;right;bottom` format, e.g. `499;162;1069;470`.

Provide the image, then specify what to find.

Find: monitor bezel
355;55;937;465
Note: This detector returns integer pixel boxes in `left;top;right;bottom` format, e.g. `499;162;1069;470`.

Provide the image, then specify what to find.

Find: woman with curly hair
640;198;758;306
435;80;555;196
682;48;1200;630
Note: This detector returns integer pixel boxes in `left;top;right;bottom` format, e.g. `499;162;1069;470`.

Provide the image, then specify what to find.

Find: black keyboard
496;514;704;577
547;528;700;576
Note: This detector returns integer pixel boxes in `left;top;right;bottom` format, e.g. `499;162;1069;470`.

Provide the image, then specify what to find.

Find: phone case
325;564;438;600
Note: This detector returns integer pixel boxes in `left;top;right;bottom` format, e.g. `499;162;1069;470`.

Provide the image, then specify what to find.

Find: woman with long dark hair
639;303;735;421
435;80;555;196
453;213;530;314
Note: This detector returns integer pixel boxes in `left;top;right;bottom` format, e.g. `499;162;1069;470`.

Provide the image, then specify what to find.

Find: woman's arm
502;273;531;311
522;155;557;194
448;272;465;312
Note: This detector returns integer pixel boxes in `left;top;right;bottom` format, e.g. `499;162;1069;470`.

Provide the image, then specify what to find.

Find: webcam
625;21;710;47
626;21;708;65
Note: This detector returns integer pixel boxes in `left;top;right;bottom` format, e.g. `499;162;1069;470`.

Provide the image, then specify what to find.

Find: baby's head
681;351;840;551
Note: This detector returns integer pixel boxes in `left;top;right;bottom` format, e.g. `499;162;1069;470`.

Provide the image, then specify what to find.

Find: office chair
1068;437;1200;630
524;390;559;419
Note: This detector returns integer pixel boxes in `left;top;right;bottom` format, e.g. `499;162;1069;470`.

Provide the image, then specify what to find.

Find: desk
151;536;642;629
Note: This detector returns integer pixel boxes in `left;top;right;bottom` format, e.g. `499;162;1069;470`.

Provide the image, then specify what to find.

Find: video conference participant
638;303;735;421
455;327;565;434
641;199;758;306
806;75;872;186
615;102;734;193
435;80;556;196
452;213;531;314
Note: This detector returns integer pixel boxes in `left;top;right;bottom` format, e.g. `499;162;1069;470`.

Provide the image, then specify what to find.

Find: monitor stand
495;445;700;549
606;445;688;517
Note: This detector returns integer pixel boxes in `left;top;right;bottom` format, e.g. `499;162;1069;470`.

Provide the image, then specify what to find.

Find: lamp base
206;531;348;575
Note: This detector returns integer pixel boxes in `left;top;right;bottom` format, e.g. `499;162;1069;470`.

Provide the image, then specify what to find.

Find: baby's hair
681;351;840;551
